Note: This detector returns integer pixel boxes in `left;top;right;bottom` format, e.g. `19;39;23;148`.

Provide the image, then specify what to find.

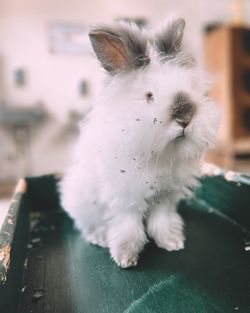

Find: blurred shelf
0;104;47;127
0;104;48;177
204;25;250;155
0;179;16;198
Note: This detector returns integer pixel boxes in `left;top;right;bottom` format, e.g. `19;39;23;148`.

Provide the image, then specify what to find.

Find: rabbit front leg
147;200;185;251
107;212;148;268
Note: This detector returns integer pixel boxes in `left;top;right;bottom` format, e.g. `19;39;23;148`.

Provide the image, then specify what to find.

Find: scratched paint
0;179;27;286
0;244;11;283
124;274;222;313
202;163;250;185
7;218;13;225
0;199;10;229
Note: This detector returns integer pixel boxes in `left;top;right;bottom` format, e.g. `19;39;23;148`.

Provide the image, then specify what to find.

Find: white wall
0;0;250;176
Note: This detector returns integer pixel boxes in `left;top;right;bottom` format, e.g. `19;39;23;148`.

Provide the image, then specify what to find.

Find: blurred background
1;0;250;200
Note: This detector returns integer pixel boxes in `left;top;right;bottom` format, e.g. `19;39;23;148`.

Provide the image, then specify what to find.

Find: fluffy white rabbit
60;18;220;268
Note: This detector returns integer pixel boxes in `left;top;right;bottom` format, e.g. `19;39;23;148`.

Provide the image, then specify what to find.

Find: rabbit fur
60;18;220;268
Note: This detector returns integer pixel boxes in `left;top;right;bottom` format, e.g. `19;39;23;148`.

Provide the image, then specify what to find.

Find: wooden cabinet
204;26;250;162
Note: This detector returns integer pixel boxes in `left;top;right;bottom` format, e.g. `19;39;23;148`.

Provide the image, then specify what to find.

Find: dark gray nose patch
171;92;196;124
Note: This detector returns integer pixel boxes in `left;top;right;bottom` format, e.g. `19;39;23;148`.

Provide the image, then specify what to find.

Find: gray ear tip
176;18;186;29
88;29;97;39
88;29;109;42
88;28;101;37
88;24;108;36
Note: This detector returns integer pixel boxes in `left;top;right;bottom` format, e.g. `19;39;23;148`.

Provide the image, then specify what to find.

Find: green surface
197;175;250;230
1;172;250;313
18;192;250;313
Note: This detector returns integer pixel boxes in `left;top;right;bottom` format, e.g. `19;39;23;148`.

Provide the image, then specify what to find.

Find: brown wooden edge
0;179;27;285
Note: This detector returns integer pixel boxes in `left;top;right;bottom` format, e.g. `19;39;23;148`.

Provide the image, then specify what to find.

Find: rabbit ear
155;18;185;58
89;24;150;74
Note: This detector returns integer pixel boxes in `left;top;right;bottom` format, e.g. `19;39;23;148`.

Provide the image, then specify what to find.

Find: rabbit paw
148;210;185;252
111;250;139;268
156;229;185;251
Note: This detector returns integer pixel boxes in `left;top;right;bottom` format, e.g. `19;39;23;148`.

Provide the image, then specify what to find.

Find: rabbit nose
176;119;189;129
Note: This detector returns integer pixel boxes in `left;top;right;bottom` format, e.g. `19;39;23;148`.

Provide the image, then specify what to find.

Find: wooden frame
204;26;250;165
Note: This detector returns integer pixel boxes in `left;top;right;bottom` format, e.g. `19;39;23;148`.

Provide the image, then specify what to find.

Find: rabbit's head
89;18;219;161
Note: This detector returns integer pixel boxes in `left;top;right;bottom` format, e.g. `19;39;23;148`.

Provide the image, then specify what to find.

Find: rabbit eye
145;92;154;103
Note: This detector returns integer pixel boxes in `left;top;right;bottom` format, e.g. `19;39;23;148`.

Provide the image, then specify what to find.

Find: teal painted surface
124;276;222;313
19;196;250;312
2;171;250;313
196;175;250;230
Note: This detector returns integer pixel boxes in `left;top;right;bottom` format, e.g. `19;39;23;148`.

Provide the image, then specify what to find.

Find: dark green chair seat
0;166;250;313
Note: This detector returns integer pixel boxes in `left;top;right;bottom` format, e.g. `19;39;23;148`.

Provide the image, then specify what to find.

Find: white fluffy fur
60;20;220;268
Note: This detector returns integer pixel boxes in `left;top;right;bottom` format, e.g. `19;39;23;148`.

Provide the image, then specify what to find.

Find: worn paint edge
0;178;27;284
0;179;27;233
0;245;11;284
15;179;27;194
202;163;250;185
